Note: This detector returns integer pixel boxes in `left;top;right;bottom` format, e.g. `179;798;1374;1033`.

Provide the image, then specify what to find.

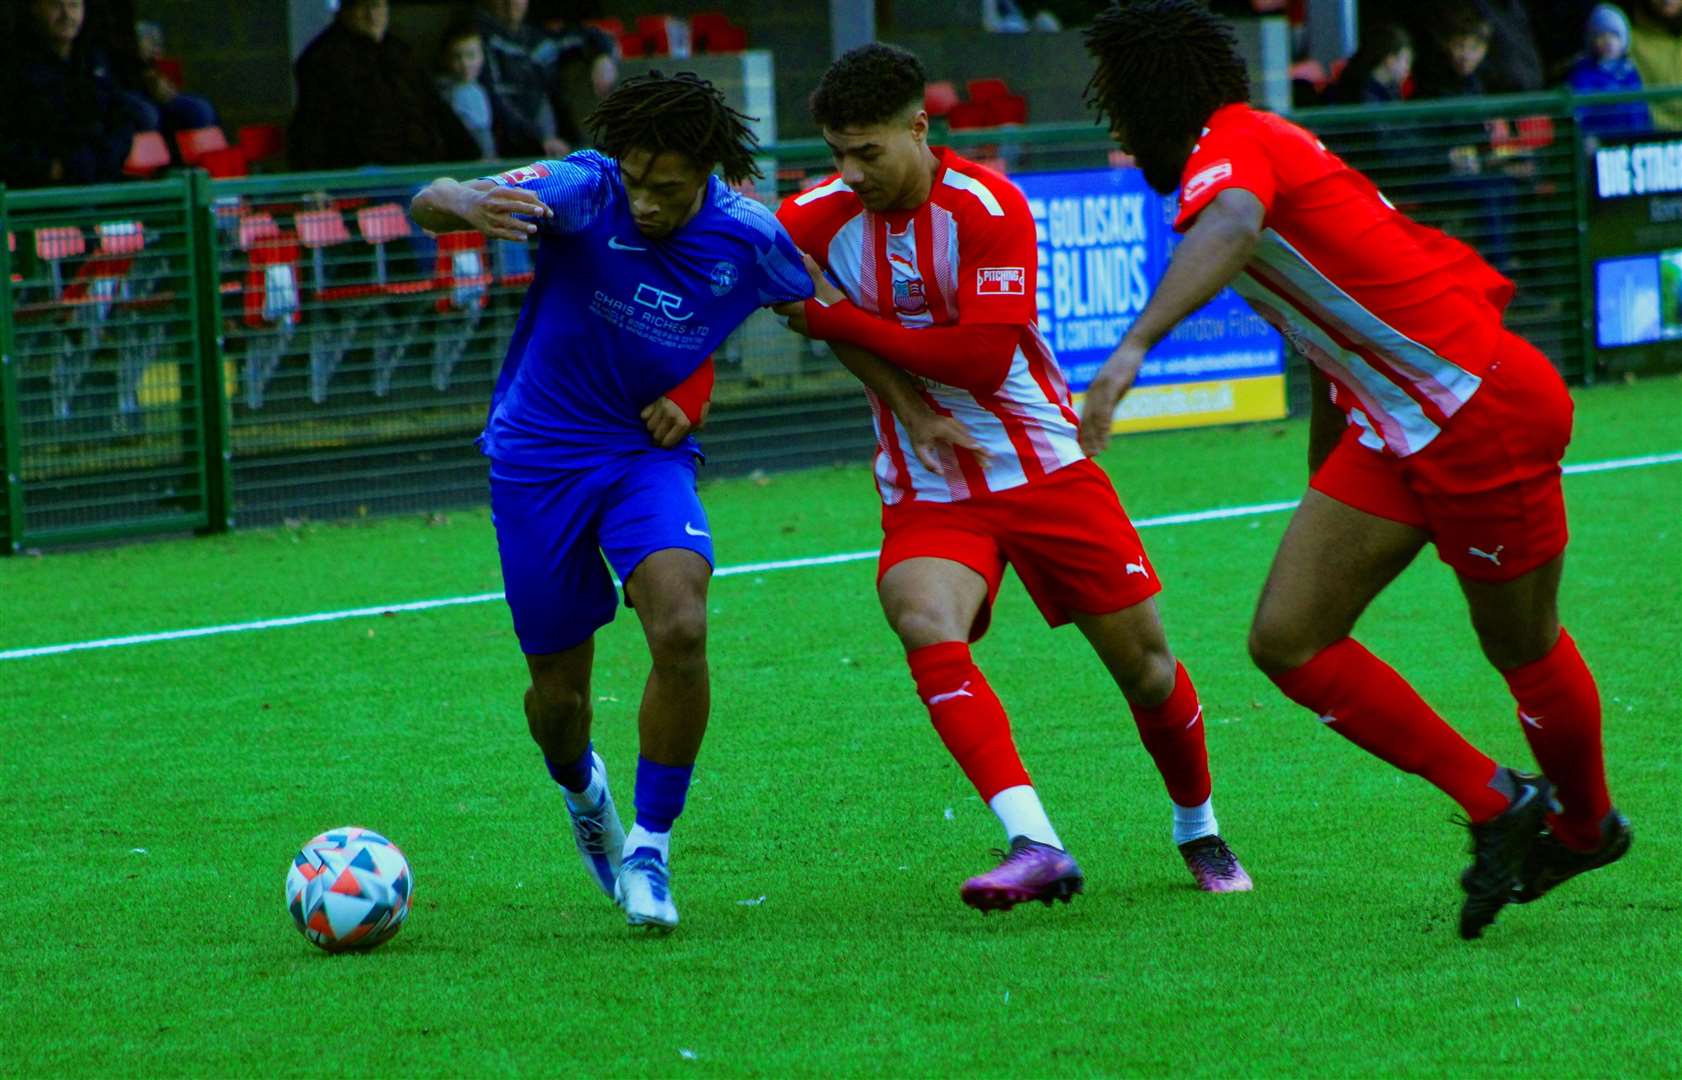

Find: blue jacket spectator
1568;5;1654;137
0;0;134;189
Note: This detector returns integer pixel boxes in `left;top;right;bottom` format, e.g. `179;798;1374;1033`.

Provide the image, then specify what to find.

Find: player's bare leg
880;557;1083;910
1456;554;1629;905
1076;599;1251;891
1251;489;1551;938
614;547;713;930
525;639;627;899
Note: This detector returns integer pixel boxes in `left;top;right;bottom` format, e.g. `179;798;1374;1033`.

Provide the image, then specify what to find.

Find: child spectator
1413;9;1494;99
1324;24;1415;104
437;21;498;160
1567;4;1653;138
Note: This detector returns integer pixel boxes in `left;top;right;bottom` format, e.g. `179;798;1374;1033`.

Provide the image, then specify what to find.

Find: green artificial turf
3;376;1678;1076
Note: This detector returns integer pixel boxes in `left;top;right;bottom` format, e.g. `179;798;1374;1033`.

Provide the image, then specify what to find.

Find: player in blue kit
410;73;814;931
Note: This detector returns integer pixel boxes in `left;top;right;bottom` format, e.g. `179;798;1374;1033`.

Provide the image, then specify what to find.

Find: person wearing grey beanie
1568;3;1653;137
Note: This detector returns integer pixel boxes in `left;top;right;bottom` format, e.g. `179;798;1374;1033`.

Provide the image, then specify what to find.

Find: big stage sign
1014;167;1285;434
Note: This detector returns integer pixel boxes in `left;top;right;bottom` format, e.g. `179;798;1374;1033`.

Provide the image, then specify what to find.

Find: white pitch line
3;449;1677;663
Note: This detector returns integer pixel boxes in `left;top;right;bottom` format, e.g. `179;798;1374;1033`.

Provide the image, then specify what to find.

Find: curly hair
810;43;927;130
1084;1;1250;189
585;71;762;183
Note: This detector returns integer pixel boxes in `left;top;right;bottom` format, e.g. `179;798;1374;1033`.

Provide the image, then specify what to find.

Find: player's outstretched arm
410;178;552;240
1078;188;1265;456
830;341;988;471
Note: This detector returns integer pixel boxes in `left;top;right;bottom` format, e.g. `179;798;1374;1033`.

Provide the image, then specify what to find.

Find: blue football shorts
489;453;714;655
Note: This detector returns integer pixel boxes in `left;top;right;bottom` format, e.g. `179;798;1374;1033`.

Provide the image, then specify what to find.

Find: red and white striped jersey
778;148;1084;505
1176;105;1517;458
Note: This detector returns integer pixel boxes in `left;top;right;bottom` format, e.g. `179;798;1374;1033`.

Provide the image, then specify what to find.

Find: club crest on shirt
709;260;740;297
497;163;552;186
892;275;929;315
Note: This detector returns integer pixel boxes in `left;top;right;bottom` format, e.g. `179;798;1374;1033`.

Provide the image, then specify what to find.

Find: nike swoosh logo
608;236;647;251
684;522;709;538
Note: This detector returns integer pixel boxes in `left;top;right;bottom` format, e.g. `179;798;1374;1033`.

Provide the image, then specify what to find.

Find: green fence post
189;169;234;532
0;186;21;553
1568;98;1597;387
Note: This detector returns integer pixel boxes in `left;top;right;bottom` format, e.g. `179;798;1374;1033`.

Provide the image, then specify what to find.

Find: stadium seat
123;131;171;179
966;78;1012;104
617;31;648;58
584;16;624;36
175;125;230;164
236;123;285;164
430;232;491;392
924;81;961;119
692;12;746;52
34;226;86;299
239;218;301;409
991;94;1028;126
355;203;411;288
946;102;993;130
636;15;673;56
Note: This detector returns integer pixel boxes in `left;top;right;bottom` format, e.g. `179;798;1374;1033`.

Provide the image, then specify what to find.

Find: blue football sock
544;743;594;793
633;756;694;833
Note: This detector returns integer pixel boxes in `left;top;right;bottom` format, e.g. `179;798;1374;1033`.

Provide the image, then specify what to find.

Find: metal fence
3;86;1678;551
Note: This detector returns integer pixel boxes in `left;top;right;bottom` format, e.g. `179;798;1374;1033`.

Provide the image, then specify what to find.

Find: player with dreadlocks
411;72;814;931
1080;1;1628;939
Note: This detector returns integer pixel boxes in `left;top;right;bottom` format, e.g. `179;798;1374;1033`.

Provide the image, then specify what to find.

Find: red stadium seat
585;16;625;36
238;212;281;252
123;131;171;178
96;221;146;256
175;125;230;164
967;78;1011;104
618;31;648;58
636;15;673;56
35;227;86;261
236;123;285;164
433;232;490;313
991;94;1028;126
700;25;746;52
197;147;249;178
946;102;993;130
924;80;961;118
356;203;411;246
295;209;351;250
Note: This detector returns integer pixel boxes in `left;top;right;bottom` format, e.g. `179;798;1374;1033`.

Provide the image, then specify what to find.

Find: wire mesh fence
4;87;1678;550
1;178;209;547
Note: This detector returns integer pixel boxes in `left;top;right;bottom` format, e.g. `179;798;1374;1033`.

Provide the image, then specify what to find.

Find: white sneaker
615;847;678;931
564;752;625;898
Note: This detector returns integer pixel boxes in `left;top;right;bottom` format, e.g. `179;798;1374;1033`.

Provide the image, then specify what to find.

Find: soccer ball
285;826;413;953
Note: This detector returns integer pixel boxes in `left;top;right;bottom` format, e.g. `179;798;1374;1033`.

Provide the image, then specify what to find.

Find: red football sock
1129;661;1212;807
1502;628;1610;851
907;642;1031;802
1270;638;1508;822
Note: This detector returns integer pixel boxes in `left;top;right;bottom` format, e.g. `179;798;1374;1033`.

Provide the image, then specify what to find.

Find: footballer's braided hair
1083;1;1251;151
810;43;927;130
586;71;762;183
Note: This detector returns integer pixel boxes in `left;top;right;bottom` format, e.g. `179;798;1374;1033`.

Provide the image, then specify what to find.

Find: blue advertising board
1015;167;1287;432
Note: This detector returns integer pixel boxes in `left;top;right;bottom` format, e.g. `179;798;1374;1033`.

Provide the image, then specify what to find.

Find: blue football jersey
474;151;814;466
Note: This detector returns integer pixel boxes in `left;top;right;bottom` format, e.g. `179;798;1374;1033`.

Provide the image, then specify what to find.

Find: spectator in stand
1324;24;1415;104
526;0;619;97
94;0;218;145
0;0;133;189
437;20;500;160
1469;0;1545;93
472;0;569;157
1567;5;1653;136
290;0;479;171
1629;0;1682;130
1414;9;1494;99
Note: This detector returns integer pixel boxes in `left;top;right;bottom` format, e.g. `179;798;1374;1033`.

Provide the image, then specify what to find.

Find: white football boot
563;752;625;898
615;847;678;931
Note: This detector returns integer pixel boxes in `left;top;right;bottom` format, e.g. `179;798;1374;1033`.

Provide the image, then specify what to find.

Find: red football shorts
877;457;1162;640
1310;331;1573;582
